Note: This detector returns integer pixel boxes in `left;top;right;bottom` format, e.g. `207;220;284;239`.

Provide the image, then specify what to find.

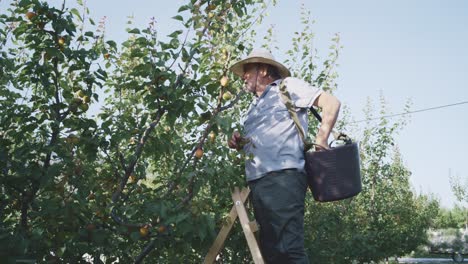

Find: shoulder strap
278;80;314;151
279;80;350;147
310;106;322;122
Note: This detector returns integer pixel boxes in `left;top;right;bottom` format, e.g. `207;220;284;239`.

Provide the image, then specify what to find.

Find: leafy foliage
0;0;438;263
433;206;468;229
301;96;438;263
280;10;439;263
0;0;268;262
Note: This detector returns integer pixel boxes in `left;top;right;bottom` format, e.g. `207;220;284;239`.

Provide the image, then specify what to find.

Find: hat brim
229;57;291;79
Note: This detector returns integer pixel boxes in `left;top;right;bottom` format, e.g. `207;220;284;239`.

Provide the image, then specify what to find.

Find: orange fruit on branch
139;226;149;237
58;36;66;46
157;225;166;233
195;148;203;159
26;12;36;20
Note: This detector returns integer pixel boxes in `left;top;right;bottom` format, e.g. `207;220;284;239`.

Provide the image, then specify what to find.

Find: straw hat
229;48;291;78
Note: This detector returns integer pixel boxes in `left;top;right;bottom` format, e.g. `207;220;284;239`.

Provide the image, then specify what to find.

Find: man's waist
245;159;305;182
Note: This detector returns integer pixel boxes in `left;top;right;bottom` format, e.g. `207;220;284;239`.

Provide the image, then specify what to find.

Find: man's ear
259;65;268;77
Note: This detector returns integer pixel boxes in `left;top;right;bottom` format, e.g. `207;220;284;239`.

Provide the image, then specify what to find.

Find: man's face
242;64;259;93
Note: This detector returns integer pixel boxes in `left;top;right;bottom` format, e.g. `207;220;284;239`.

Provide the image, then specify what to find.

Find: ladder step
204;187;264;264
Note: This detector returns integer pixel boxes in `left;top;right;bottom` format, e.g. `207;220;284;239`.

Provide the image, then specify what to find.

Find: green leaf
168;30;183;38
44;47;61;58
172;15;184;22
106;40;117;50
127;28;140;34
178;5;190;12
84;31;94;37
129;231;141;242
70;8;82;22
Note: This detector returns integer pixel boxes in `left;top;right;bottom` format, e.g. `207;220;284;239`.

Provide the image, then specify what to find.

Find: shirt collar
256;79;282;99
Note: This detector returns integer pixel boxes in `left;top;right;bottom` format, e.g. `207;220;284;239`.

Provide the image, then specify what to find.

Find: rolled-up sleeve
283;77;322;108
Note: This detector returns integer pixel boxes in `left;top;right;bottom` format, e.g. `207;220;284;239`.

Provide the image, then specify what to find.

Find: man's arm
312;91;341;149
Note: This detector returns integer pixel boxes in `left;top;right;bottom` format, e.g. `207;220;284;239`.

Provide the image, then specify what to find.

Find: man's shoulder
283;77;309;87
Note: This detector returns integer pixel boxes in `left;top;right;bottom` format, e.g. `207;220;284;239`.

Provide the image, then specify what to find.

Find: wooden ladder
203;187;264;264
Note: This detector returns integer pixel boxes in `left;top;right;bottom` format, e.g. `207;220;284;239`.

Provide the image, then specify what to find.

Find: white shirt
242;77;322;181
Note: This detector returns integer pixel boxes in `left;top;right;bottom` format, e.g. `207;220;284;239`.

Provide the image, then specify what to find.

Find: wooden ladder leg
232;187;264;264
204;187;250;264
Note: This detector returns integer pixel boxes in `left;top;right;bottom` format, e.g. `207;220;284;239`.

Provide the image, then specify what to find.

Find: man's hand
228;131;248;151
314;137;329;151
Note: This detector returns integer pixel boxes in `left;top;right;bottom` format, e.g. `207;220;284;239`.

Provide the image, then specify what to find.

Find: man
227;49;341;263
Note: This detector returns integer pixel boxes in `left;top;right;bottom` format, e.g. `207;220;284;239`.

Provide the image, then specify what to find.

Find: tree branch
165;54;241;196
134;239;157;264
111;108;165;203
20;56;63;230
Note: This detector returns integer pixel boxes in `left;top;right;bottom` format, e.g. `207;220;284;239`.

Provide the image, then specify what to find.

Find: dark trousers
248;169;310;264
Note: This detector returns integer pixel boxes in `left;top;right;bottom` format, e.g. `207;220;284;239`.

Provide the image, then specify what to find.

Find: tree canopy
0;0;438;263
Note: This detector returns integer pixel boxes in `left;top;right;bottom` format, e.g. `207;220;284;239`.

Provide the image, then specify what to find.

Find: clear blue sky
2;0;467;208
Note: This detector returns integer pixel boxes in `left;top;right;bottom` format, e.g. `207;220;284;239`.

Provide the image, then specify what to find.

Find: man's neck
255;77;277;97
